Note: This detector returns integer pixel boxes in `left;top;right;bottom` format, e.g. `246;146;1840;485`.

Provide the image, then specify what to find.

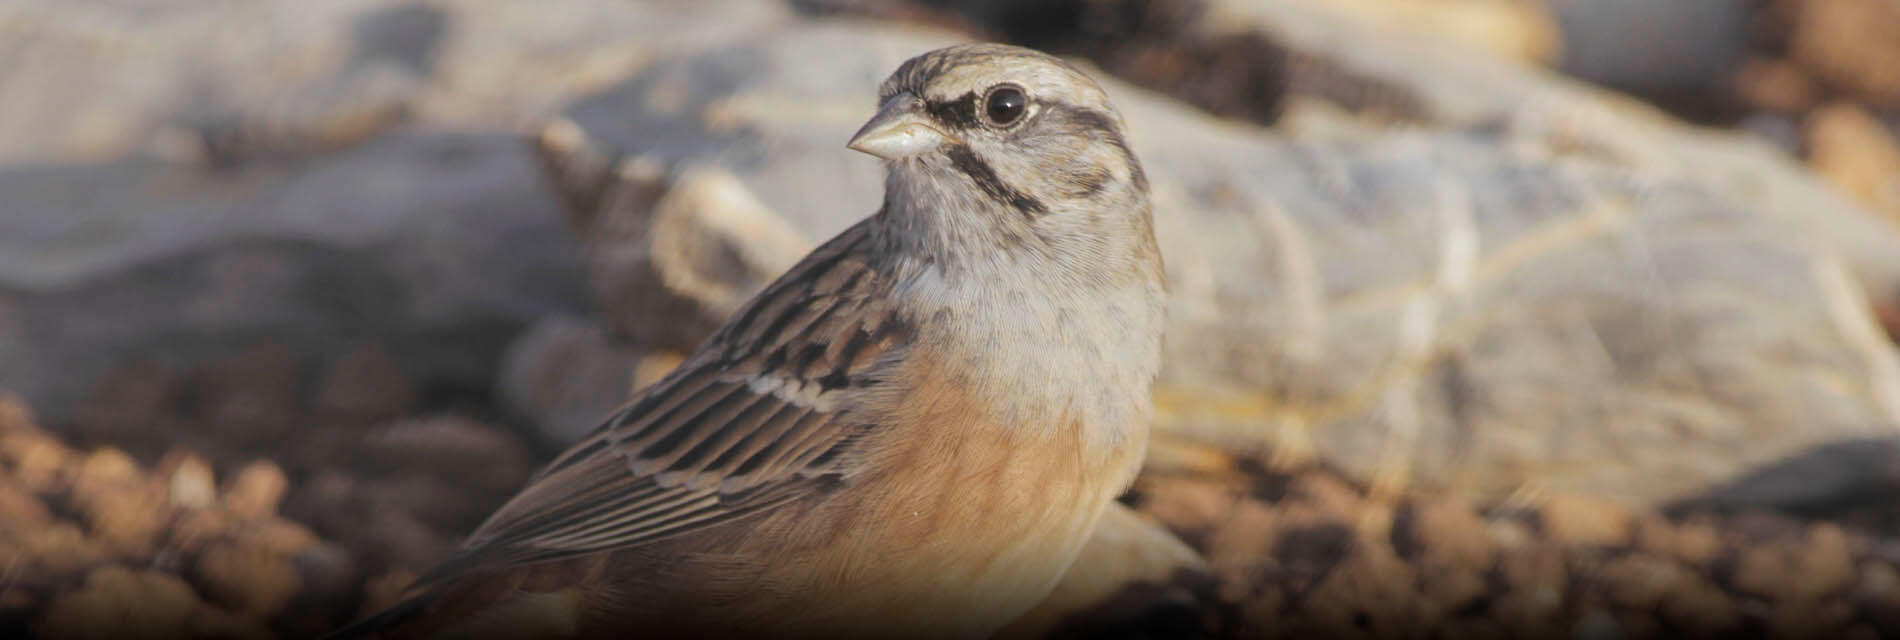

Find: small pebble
1538;494;1631;547
223;461;289;518
164;454;218;510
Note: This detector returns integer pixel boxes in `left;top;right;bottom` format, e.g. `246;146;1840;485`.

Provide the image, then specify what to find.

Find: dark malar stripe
944;144;1047;217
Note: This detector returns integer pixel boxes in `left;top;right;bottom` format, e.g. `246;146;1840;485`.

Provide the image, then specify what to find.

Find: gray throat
865;159;1165;449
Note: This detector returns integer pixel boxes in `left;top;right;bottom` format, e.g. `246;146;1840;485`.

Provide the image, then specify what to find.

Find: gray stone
0;133;588;426
1548;0;1753;94
531;18;1900;508
0;0;792;163
1673;438;1900;513
496;315;641;449
0;0;800;429
1201;0;1900;298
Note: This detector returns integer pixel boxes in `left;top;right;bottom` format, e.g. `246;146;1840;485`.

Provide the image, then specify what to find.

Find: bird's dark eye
983;85;1027;126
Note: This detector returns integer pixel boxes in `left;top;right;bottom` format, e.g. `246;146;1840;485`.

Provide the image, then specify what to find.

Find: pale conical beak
847;94;955;160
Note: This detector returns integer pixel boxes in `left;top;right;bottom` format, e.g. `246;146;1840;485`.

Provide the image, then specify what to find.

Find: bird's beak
847;94;955;161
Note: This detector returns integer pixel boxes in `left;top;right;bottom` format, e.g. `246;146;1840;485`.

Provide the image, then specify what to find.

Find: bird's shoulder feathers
428;220;911;580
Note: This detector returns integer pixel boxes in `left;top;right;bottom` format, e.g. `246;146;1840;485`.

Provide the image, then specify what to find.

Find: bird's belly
732;421;1147;638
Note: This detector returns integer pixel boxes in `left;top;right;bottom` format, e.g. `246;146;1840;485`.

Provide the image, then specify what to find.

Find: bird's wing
425;222;907;580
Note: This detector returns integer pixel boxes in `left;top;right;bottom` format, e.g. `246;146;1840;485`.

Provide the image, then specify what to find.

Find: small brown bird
333;42;1165;640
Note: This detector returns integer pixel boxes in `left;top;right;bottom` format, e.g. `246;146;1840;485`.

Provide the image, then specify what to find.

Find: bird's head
851;43;1148;212
851;43;1153;275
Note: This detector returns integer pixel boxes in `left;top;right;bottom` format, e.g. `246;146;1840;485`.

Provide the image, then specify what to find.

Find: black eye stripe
923;90;1064;131
924;92;980;130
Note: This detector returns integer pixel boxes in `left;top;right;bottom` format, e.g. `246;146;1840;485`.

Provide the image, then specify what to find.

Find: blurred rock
1393;495;1493;570
313;345;416;428
1271;518;1356;590
10;522;108;577
1656;570;1742;632
161;452;218;510
534;18;1900;509
1807;103;1900;226
71;448;139;492
1546;0;1752;97
1202;499;1277;570
0;478;52;531
1287;473;1365;522
1492;550;1566;636
246;519;323;558
497;316;642;447
68;449;171;555
1300;541;1422;638
359;417;535;492
1;430;72;494
1634;516;1722;567
1768;598;1856;639
1736;57;1821;114
193;540;303;619
37;566;263;640
277;418;523;575
632;350;688;392
1856;563;1900;629
1001;504;1215;639
498;314;708;447
1144;435;1242;476
607;165;813;348
1194;0;1900;292
0;133;588;427
0;0;793;163
1730;523;1857;602
534;131;817;351
1779;0;1900;108
1595;554;1690;611
1675;438;1900;515
1880;294;1900;339
1537;494;1631;547
0;392;33;431
191;344;301;450
222;461;290;519
906;0;1554;123
281;543;361;637
68;362;188;458
1133;474;1248;545
73;478;170;555
1268;0;1563;66
1735;112;1804;156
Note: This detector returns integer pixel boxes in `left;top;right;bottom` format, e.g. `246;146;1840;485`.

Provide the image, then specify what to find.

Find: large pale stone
531;19;1900;509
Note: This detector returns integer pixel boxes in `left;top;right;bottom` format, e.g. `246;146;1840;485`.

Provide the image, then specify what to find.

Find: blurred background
3;0;1900;638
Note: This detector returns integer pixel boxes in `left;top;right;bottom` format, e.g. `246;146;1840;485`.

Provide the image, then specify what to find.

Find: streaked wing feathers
422;221;905;581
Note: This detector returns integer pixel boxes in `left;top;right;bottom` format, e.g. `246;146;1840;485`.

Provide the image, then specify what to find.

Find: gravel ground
5;346;1900;638
1131;460;1900;639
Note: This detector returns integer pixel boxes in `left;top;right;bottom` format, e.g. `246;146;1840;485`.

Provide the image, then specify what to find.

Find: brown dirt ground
5;341;1900;638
